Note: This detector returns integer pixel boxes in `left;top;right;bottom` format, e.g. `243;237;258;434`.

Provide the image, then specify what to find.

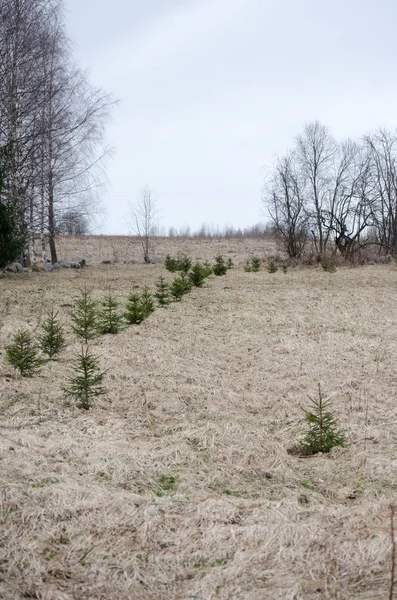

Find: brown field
1;236;397;599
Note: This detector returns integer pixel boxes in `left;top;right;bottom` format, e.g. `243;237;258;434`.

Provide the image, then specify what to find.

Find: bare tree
296;121;338;255
326;141;375;258
365;129;397;253
56;209;88;235
264;151;308;258
264;123;381;260
128;186;159;263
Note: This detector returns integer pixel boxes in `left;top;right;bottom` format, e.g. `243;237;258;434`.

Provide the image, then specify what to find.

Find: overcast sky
65;0;397;235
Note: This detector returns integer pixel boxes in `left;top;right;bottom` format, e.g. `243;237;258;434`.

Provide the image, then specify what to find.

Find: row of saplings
4;254;230;404
4;252;346;456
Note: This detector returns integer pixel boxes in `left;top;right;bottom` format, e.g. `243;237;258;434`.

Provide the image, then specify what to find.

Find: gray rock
54;260;81;269
149;256;162;264
43;263;55;272
71;256;86;267
5;262;24;273
124;259;140;264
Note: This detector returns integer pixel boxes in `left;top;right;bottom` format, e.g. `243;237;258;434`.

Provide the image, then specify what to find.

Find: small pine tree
64;346;106;410
226;258;234;269
38;308;66;359
213;254;227;276
71;286;98;342
170;275;190;301
154;275;170;307
165;255;179;272
178;255;192;275
141;285;155;318
180;272;192;293
202;261;213;277
189;262;206;287
299;384;346;456
267;260;278;273
244;260;252;272
282;264;288;274
6;329;41;377
99;289;125;334
125;287;145;324
251;257;261;272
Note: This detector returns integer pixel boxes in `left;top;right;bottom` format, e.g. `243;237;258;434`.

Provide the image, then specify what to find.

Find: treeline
0;0;113;268
163;223;271;239
264;121;397;259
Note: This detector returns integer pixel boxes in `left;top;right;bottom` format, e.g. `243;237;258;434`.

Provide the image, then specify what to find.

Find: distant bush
322;258;337;273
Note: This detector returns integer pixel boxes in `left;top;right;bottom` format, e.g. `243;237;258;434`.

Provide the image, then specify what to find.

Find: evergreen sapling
244;260;252;272
170;274;191;301
189;262;206;287
267;260;278;273
6;329;41;377
64;346;106;410
99;289;125;334
178;255;192;275
299;383;347;455
125;283;145;324
141;285;155;318
165;255;179;272
202;261;213;277
38;308;66;359
154;275;170;307
213;254;227;276
251;257;261;272
71;286;98;342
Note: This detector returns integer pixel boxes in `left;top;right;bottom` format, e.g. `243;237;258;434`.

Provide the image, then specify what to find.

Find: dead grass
53;234;277;266
1;238;397;598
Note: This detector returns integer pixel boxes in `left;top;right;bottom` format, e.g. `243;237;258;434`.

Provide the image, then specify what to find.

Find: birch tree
0;0;114;264
128;186;159;263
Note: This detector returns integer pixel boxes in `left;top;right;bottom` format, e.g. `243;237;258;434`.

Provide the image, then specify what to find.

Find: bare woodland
265;121;397;260
0;0;112;265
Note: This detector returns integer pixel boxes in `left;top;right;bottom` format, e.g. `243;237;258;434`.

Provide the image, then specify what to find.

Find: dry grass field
1;236;397;599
